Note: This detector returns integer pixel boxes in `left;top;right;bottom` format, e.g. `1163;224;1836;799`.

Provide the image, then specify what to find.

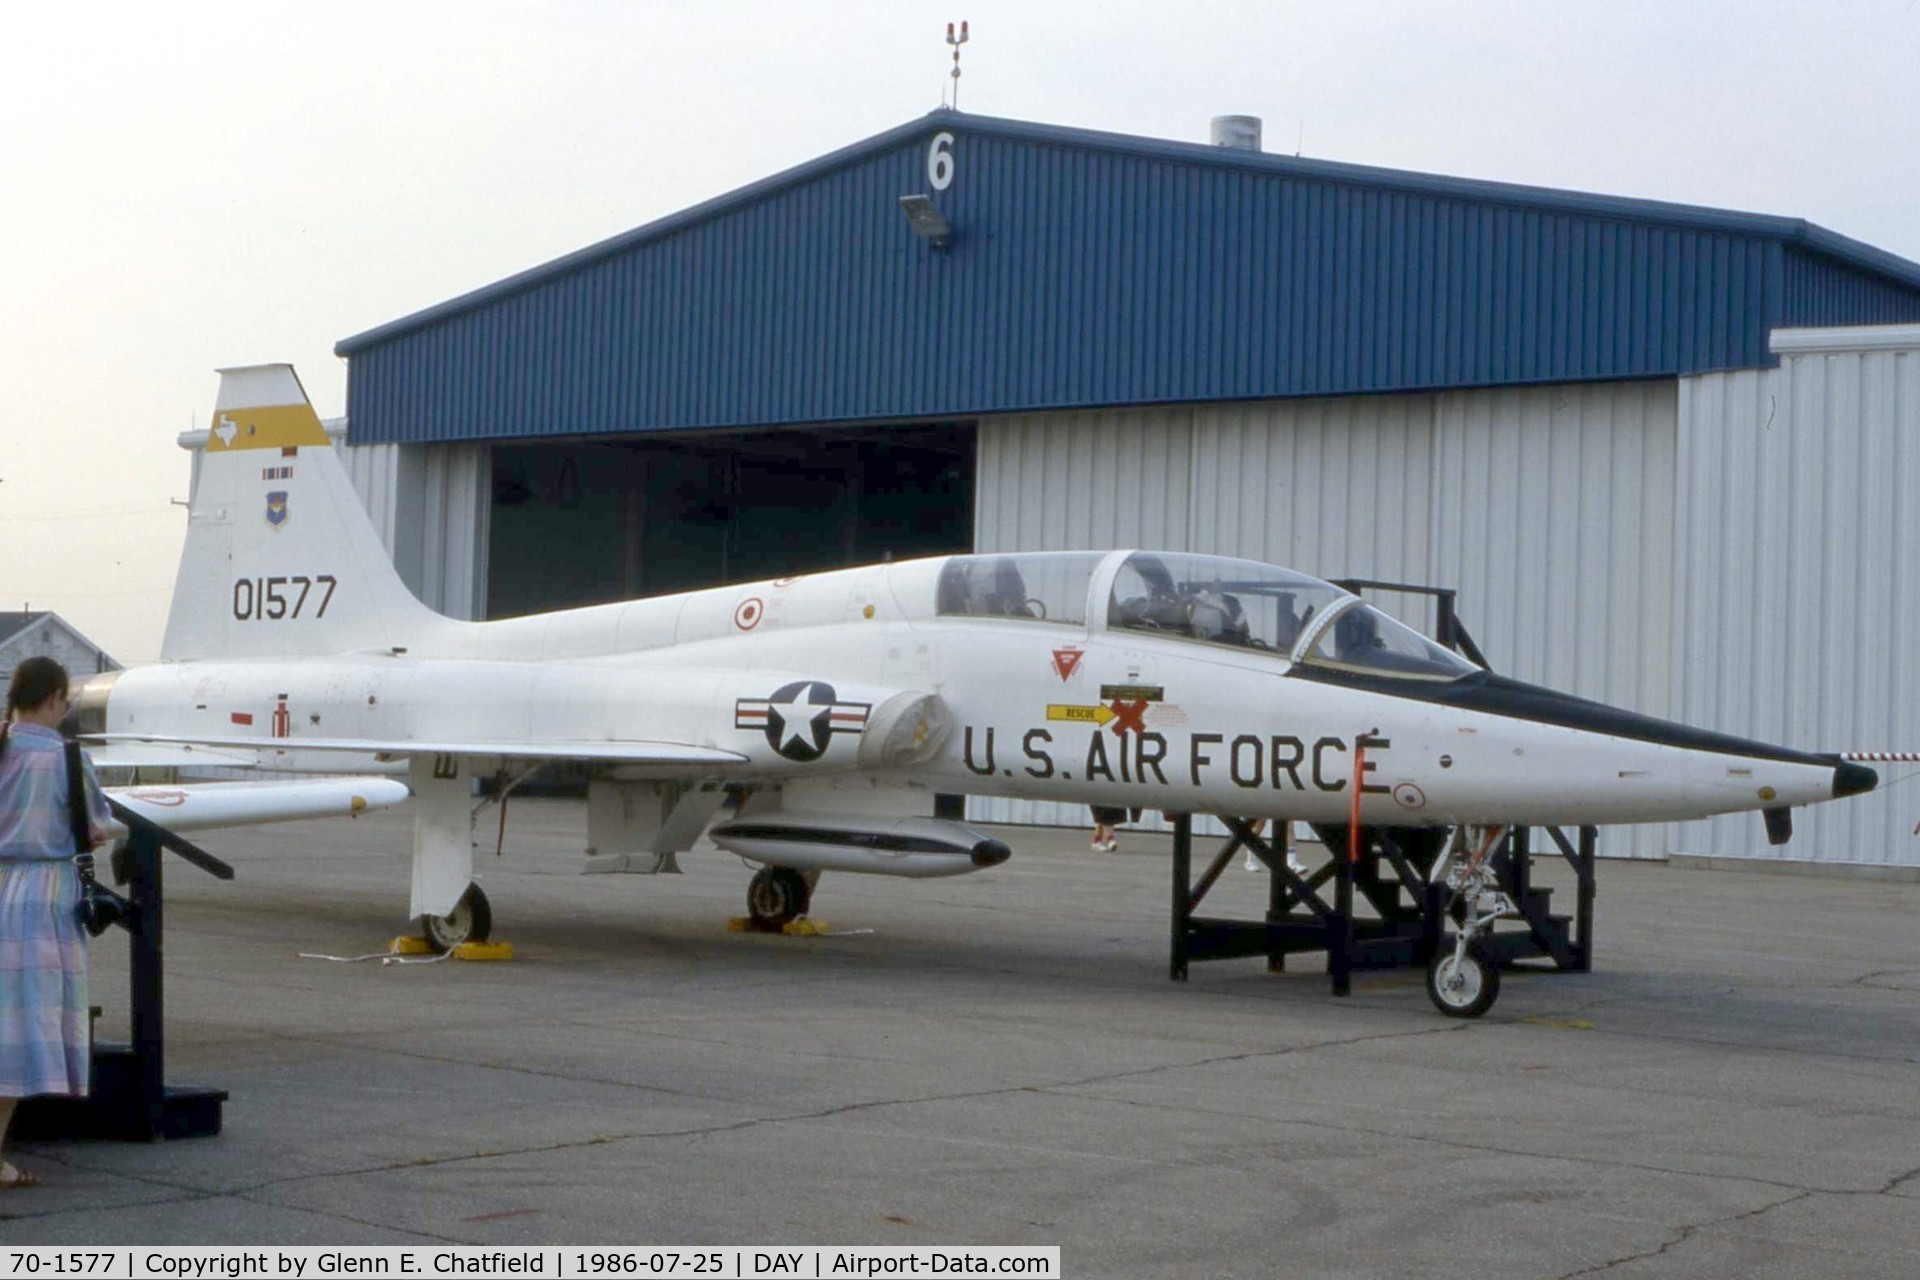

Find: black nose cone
1833;761;1879;798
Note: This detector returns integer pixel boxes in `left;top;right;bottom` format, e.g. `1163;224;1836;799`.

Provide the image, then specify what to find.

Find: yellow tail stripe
207;403;330;451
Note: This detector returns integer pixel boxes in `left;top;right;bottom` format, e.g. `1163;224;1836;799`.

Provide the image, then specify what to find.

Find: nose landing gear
1427;942;1500;1018
1427;825;1518;1017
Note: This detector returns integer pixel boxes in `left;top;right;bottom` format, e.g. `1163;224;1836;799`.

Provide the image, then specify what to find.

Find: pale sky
4;0;1917;665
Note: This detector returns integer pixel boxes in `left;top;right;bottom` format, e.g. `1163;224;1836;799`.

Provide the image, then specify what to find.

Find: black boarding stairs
14;799;233;1142
1168;580;1596;996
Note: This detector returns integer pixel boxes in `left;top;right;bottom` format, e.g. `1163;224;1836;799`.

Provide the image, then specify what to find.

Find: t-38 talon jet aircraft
79;365;1877;1015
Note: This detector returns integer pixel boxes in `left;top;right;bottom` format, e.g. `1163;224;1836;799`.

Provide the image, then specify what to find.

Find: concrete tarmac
4;800;1920;1278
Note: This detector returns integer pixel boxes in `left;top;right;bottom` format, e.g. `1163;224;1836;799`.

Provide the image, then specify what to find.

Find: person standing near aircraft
1243;818;1269;871
1090;804;1126;852
0;657;110;1190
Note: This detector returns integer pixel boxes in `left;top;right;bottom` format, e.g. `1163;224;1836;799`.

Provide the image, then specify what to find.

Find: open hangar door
486;422;975;619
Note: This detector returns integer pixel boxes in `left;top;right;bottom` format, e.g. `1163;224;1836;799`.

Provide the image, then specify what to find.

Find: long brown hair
7;656;70;715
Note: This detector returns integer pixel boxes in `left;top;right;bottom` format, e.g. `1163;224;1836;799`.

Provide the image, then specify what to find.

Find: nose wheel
1425;825;1520;1017
1427;943;1499;1017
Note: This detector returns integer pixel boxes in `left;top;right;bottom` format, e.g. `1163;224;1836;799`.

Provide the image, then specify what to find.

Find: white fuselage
101;555;1847;829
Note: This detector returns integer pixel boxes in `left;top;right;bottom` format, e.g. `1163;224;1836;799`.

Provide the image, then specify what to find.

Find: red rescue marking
230;712;253;726
1106;699;1148;736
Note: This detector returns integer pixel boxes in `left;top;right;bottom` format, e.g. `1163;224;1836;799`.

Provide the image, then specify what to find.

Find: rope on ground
298;948;454;966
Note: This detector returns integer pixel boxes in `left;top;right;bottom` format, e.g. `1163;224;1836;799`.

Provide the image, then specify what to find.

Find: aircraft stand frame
1168;815;1596;997
14;803;233;1143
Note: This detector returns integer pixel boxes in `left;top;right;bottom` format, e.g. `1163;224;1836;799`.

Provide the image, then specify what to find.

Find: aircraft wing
90;733;749;769
107;776;412;833
87;741;262;770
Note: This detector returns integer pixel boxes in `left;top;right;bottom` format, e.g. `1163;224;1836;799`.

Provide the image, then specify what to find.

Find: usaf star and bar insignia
735;680;872;762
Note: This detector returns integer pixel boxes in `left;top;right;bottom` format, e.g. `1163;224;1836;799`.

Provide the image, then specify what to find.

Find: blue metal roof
336;111;1920;446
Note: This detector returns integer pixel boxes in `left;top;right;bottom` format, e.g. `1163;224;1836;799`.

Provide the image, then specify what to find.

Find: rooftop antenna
946;20;969;109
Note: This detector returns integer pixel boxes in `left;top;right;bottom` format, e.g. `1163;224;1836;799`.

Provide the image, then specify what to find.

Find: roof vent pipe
1209;115;1262;152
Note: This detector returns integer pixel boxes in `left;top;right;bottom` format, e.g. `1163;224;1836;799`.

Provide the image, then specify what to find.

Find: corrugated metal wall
1783;250;1920;328
1188;396;1437;582
1429;383;1676;718
338;439;491;620
974;407;1194;552
336;437;404;552
971;379;1680;857
338;115;1920;447
1673;327;1920;864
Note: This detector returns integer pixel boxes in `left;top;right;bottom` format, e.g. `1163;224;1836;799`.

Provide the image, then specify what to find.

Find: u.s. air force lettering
963;723;1391;793
736;681;871;762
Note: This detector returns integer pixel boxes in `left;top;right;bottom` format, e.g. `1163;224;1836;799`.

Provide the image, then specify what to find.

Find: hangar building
329;111;1920;866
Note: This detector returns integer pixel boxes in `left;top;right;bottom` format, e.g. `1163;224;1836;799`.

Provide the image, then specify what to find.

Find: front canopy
1107;552;1477;680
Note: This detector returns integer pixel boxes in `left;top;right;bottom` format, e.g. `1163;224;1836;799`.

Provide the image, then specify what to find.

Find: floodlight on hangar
897;193;951;249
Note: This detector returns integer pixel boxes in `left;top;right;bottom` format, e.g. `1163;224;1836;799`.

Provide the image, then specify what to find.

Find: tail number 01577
233;574;336;621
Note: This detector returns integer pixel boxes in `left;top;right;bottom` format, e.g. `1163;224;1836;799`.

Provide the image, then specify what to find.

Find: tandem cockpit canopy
1107;552;1479;681
931;550;1477;682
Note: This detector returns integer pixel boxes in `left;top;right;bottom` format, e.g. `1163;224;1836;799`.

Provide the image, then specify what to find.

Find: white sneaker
1244;851;1266;871
1287;851;1307;875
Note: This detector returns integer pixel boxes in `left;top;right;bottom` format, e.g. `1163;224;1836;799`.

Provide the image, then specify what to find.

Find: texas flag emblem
265;490;289;529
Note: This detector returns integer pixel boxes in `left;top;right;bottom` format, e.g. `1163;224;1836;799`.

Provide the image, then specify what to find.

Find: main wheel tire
421;883;493;952
746;867;811;928
1426;943;1499;1018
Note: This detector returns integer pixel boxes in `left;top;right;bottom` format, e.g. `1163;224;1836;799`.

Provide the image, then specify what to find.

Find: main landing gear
745;867;813;930
420;883;493;952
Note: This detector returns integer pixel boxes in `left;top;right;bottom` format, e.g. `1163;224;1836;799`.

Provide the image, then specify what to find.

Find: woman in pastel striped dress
0;658;110;1190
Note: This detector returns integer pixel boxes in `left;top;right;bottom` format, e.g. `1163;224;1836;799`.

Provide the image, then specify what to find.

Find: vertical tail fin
160;364;451;661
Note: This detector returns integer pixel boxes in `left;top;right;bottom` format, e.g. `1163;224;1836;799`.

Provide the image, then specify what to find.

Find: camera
74;853;132;937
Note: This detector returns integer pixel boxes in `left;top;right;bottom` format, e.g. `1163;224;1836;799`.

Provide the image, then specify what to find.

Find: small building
0;612;119;681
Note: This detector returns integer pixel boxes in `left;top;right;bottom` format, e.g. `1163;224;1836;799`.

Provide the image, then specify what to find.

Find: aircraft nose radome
1833;761;1879;798
971;837;1012;868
